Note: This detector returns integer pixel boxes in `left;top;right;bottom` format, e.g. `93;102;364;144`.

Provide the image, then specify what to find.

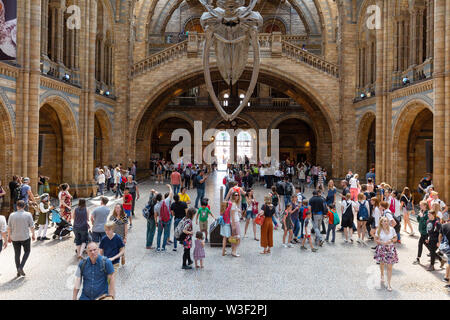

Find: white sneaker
287;243;293;248
356;239;361;243
282;243;287;248
344;239;348;243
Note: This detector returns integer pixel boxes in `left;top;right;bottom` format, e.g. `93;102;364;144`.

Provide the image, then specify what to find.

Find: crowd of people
0;158;449;299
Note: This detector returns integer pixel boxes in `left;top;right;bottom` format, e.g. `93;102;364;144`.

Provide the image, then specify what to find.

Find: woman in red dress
59;183;72;221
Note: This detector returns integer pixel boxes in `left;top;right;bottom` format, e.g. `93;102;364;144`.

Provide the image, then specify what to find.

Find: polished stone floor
0;171;449;300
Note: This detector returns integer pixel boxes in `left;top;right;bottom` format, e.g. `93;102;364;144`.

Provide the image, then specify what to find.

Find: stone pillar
15;0;41;192
433;0;449;202
409;9;417;67
375;0;395;184
337;2;357;177
115;0;133;165
55;0;65;65
75;0;97;197
417;9;425;63
41;0;49;58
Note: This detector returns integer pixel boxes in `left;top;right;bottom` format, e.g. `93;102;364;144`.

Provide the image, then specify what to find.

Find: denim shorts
246;210;255;219
74;229;89;246
124;209;131;217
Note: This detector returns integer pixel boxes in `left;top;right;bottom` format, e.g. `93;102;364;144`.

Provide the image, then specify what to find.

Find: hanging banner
0;0;17;60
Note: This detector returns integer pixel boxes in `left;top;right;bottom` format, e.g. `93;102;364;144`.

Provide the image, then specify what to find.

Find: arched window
237;131;253;164
215;131;231;171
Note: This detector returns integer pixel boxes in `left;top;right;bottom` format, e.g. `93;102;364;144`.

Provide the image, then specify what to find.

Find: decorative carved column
417;9;425;63
55;0;65;65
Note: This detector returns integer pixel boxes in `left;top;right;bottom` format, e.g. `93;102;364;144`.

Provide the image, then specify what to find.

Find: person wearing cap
37;193;54;241
20;177;38;212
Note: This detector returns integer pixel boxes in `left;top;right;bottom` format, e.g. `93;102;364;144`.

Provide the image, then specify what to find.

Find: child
37;193;53;241
99;221;125;274
298;200;309;240
194;231;206;269
123;187;133;228
182;208;195;270
282;203;293;248
325;204;337;243
301;211;317;252
195;199;215;243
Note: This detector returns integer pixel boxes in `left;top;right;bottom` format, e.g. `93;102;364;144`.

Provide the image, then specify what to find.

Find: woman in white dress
374;217;398;292
230;192;242;257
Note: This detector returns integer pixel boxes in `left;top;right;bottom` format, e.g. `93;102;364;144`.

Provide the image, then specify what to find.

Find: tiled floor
0;171;448;300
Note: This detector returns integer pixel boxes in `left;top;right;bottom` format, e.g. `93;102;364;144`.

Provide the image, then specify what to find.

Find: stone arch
131;64;339;174
268;112;330;170
391;99;433;190
39;95;79;194
0;99;14;214
262;17;288;34
136;111;195;168
206;113;260;131
356;111;376;178
94;109;113;167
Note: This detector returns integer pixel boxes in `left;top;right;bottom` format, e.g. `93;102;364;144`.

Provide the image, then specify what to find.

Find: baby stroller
51;209;73;240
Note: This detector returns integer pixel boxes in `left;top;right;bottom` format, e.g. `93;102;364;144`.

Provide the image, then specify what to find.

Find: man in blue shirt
194;170;209;209
73;242;115;300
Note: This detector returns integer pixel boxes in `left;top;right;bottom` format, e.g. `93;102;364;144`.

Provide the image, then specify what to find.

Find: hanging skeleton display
200;0;263;121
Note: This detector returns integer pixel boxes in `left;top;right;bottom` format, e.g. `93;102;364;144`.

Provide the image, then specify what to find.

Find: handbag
228;236;239;244
255;214;265;226
439;235;450;255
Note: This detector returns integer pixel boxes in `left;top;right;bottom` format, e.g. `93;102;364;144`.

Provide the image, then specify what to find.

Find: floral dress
109;215;128;240
374;227;399;264
183;219;193;249
59;191;72;221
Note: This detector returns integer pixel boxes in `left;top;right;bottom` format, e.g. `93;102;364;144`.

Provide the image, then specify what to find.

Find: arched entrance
150;117;194;163
133;68;337;175
0;101;14;214
276;118;316;164
392;102;433;193
356;112;376;179
38;100;78;196
94;110;112;167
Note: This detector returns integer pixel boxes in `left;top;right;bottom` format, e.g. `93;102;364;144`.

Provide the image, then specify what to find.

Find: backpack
358;201;369;220
185;168;191;177
159;200;171;223
332;210;340;225
142;201;155;220
276;181;285;195
18;185;28;201
175;217;188;241
192;174;198;188
14;184;22;202
80;256;107;280
272;194;279;207
223;177;227;185
301;207;309;220
389;198;396;213
285;183;293;196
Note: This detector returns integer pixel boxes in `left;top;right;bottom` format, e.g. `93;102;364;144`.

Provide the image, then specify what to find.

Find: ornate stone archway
39;96;79;195
356;111;376;177
94;109;113;167
0;99;15;214
391;99;433;190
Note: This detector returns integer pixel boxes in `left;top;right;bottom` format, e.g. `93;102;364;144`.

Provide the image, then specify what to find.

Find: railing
132;36;339;79
132;40;188;76
168;96;296;109
281;41;339;78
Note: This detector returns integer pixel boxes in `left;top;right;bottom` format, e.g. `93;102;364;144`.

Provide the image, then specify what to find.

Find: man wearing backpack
283;177;295;209
154;184;173;252
20;178;37;212
73;242;115;300
145;190;157;249
194;170;209;209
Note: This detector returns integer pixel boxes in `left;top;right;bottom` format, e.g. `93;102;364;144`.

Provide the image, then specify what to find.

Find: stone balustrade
131;33;339;78
281;41;339;78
